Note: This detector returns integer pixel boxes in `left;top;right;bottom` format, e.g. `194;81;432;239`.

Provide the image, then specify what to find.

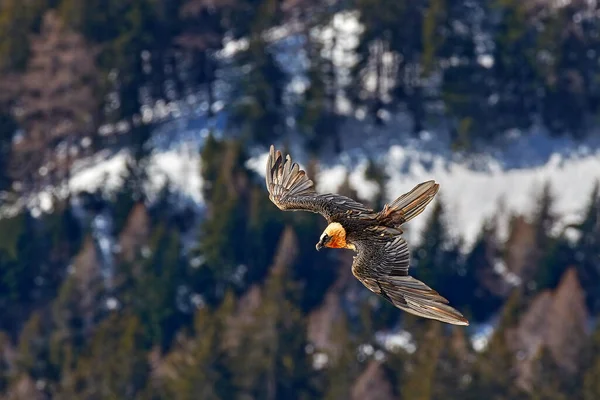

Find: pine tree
194;140;250;302
432;0;500;147
412;198;472;311
232;228;319;399
231;36;287;145
0;0;49;71
528;347;570;400
531;182;573;294
322;313;361;400
118;220;187;349
465;291;526;400
488;0;541;133
431;327;472;400
364;158;388;210
0;331;11;394
463;218;504;321
539;3;600;137
0;111;17;192
352;0;426;131
50;236;105;371
573;181;600;312
582;324;600;400
159;292;237;400
0;211;69;336
297;6;344;154
15;312;56;388
400;321;443;400
176;0;231;107
54;313;150;399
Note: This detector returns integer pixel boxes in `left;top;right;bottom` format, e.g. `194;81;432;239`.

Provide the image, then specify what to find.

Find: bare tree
11;10;99;198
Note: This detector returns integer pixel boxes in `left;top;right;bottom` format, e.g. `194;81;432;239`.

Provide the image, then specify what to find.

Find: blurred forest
1;0;600;399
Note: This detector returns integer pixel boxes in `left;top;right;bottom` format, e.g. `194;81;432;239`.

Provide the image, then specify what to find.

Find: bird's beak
316;242;323;251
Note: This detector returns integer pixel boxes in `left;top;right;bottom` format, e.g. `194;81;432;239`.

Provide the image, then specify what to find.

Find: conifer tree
322;313;361;400
465;291;526;400
400;321;443;400
412;198;472;310
231;36;287;145
160;292;237;400
232;228;319;400
489;0;540;133
118;220;187;349
54;313;149;399
573;181;600;312
0;111;16;192
16;312;56;388
364;159;388;210
0;0;48;71
463;218;504;321
352;0;426;130
297;7;344;154
582;324;600;400
528;347;570;400
431;327;472;400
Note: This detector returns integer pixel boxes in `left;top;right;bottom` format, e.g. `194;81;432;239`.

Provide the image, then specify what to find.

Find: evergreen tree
465;291;526;400
118;220;187;349
54;312;150;399
15;312;56;390
431;327;472;400
489;0;541;133
431;0;500;147
232;228;320;400
539;3;600;137
412;198;474;312
399;321;443;400
573;181;600;312
352;0;426;131
0;111;16;192
0;210;72;336
50;236;105;372
531;182;575;294
160;292;237;400
463;218;504;321
0;0;49;71
176;0;231;107
0;331;11;394
364;158;388;210
297;6;345;154
194;140;251;302
528;347;570;400
582;324;600;400
231;35;287;145
322;314;361;400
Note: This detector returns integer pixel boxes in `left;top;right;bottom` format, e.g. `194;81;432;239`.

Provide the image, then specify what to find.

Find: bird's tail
378;276;469;326
380;180;440;226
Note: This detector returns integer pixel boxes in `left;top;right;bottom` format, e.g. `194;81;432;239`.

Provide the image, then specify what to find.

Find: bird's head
316;222;347;251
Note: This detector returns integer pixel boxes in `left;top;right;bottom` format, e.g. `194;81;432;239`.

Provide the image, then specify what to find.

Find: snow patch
248;136;600;249
69;142;203;204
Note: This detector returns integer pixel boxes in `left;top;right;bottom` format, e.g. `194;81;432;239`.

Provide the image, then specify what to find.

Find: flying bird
265;145;468;326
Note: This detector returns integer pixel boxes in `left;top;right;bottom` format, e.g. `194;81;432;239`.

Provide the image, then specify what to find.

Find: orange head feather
316;222;355;250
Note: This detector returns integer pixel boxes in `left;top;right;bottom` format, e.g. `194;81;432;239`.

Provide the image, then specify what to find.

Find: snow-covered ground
58;123;600;252
247;128;600;248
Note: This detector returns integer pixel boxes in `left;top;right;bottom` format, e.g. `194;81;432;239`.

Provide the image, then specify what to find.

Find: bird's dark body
265;145;469;326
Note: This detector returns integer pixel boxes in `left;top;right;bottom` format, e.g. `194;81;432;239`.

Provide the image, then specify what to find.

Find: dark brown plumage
265;145;468;326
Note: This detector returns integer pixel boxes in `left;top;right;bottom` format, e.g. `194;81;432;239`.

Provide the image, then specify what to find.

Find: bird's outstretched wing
352;232;469;326
266;145;373;221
